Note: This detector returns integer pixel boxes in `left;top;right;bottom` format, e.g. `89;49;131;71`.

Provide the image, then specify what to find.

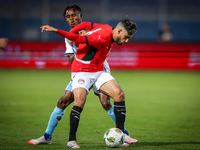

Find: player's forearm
56;29;86;43
70;21;92;34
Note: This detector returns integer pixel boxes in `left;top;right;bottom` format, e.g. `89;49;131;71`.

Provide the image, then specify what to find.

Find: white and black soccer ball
103;128;125;148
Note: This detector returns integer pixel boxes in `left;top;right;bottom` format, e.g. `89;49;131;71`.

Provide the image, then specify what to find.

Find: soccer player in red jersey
28;5;137;148
41;19;137;148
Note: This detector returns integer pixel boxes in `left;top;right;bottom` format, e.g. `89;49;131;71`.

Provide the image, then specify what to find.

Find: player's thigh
99;79;124;102
63;81;74;104
93;72;122;99
63;90;74;103
63;81;74;103
73;87;87;108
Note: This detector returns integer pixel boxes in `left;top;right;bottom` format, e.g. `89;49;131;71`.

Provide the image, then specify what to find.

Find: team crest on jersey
78;78;85;84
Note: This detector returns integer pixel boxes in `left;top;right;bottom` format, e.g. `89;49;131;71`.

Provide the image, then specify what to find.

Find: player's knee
100;95;111;110
120;90;125;101
74;98;86;108
57;91;74;109
115;90;125;102
102;101;111;110
57;97;66;109
74;95;86;108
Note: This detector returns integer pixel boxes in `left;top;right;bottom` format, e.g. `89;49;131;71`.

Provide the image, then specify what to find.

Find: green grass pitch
0;69;200;150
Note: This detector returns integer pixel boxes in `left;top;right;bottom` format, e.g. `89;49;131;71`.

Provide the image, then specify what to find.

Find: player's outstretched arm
70;21;91;34
40;25;87;44
40;25;58;33
56;29;86;44
70;21;102;34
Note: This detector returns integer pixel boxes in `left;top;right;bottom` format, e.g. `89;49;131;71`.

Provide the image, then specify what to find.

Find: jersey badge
78;78;85;84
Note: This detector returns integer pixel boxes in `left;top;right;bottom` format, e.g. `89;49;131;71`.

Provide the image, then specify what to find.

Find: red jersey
70;22;114;72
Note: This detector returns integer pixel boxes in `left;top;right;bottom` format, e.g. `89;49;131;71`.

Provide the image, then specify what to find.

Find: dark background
0;0;200;42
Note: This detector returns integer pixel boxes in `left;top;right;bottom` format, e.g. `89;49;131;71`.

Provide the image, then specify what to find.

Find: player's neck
112;29;116;43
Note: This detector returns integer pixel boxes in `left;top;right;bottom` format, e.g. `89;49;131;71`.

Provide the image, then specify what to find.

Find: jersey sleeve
70;21;103;34
92;22;102;29
70;22;92;33
64;38;76;57
56;29;87;44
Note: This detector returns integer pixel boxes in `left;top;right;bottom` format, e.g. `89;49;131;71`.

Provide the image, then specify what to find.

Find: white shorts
71;71;114;94
71;71;103;94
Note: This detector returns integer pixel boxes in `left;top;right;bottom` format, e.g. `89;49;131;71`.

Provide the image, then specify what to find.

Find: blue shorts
65;81;72;92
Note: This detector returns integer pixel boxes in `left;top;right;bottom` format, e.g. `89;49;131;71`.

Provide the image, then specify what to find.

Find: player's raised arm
70;21;102;34
70;21;92;33
41;25;58;33
40;25;87;44
56;29;86;44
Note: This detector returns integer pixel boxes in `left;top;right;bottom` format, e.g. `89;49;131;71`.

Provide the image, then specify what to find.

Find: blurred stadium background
0;0;200;70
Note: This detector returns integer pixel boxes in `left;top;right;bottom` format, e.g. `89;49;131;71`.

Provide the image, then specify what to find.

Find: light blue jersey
64;38;76;92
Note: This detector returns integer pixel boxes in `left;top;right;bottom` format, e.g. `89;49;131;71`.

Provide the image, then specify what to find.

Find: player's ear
80;14;83;20
117;28;122;35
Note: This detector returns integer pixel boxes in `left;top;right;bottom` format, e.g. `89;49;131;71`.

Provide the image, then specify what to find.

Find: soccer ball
104;128;125;148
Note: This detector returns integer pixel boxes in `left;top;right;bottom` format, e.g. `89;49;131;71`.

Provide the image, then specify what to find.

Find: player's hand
40;25;58;33
79;30;89;36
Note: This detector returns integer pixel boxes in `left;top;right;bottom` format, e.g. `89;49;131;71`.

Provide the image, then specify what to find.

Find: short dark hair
62;5;82;18
121;19;137;35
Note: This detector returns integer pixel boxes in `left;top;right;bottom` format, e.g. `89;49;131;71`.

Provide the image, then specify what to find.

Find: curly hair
121;19;137;35
62;5;82;18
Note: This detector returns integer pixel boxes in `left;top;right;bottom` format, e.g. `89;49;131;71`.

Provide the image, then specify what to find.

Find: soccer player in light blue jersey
28;5;137;147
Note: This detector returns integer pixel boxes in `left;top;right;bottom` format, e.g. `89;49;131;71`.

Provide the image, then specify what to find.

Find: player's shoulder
86;23;113;43
97;24;112;31
103;24;112;28
101;24;113;34
92;23;112;30
99;25;113;39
